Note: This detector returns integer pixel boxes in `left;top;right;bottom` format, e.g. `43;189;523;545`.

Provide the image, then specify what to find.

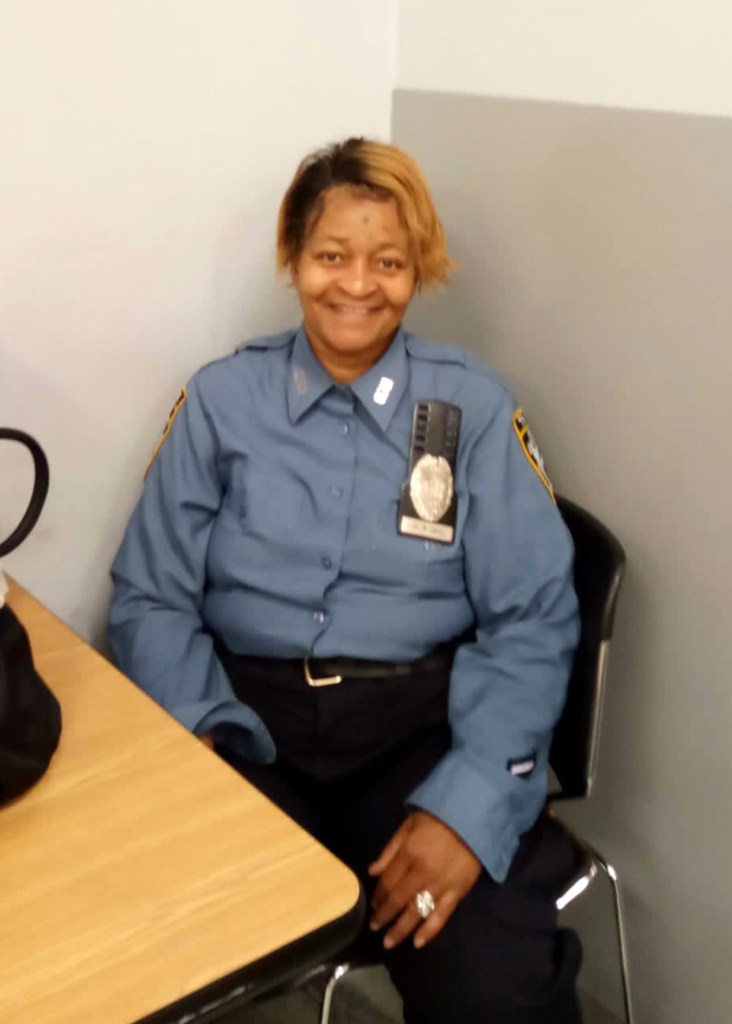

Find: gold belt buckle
304;657;342;688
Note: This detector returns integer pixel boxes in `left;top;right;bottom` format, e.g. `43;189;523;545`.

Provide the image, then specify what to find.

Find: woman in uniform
109;137;582;1023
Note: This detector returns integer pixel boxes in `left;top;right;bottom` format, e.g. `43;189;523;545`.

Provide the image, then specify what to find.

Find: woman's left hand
368;810;482;950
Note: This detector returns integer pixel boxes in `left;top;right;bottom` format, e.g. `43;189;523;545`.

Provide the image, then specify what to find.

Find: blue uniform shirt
109;326;579;882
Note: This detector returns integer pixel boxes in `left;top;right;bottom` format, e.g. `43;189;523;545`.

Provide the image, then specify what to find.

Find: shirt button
321;556;332;569
340;422;350;436
331;485;344;498
313;611;326;625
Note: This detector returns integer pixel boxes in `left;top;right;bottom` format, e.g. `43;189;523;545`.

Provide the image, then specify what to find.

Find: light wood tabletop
0;579;362;1024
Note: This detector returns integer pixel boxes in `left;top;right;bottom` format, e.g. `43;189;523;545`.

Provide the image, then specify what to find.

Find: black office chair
308;496;631;1024
548;495;632;1024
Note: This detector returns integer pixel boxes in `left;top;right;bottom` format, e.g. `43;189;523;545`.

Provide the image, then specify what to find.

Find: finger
370;866;417;930
382;902;423;950
371;849;411;910
412;890;460;949
368;819;410;876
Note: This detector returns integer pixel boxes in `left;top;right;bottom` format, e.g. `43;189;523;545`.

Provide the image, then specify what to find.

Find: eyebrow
318;235;406;254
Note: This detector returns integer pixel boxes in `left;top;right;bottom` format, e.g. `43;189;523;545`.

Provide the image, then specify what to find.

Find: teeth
333;305;374;315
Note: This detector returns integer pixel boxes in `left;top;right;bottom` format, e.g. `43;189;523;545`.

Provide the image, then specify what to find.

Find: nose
338;258;377;298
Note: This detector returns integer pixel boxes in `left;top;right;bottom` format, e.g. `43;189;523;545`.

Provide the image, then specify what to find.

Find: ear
289;259;300;286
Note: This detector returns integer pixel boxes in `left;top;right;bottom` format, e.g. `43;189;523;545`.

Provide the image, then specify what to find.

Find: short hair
276;137;453;290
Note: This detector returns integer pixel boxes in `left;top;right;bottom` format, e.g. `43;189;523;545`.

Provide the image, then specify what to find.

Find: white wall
398;0;732;117
1;0;397;641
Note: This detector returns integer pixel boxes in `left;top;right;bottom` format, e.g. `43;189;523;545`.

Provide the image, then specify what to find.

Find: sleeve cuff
179;699;276;763
407;749;544;883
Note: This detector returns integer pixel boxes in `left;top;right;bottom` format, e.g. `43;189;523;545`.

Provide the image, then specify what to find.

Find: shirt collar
286;324;408;432
286;326;336;422
349;327;408;434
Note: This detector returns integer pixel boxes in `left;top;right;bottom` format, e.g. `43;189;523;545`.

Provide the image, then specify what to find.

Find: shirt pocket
221;459;303;536
374;498;466;595
246;466;304;532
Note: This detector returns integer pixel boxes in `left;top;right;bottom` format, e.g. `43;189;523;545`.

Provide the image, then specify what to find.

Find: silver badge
409;454;453;524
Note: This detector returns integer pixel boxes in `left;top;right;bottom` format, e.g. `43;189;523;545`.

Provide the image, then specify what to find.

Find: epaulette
404;333;505;382
404;333;514;407
235;330;296;354
404;334;471;366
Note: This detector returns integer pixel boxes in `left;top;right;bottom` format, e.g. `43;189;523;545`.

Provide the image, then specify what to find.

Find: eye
379;257;403;271
318;251;342;263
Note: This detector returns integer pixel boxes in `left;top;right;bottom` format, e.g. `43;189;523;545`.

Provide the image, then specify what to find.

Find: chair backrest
548;496;626;801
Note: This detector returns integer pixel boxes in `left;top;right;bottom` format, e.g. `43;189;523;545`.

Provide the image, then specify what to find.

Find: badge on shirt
507;752;537;779
512;408;554;499
373;376;394;406
398;401;462;544
144;386;187;478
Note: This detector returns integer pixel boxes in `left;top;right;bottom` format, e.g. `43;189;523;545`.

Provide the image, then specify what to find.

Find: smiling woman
109;137;583;1024
290;187;415;382
277;138;452;382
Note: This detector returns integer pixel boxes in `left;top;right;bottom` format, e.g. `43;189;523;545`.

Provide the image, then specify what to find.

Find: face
290;185;416;382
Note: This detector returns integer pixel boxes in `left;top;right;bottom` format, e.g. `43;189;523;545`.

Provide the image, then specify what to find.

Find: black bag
0;429;61;804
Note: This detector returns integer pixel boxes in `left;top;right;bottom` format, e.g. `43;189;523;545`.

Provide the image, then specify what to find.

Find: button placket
309;391;356;645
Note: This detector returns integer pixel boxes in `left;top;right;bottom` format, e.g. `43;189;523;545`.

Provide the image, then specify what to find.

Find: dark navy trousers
216;651;583;1024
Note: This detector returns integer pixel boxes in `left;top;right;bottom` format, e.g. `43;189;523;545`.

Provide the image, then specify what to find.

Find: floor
232;966;623;1023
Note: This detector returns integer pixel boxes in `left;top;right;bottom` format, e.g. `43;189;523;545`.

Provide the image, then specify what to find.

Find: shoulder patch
512;409;555;500
145;386;187;478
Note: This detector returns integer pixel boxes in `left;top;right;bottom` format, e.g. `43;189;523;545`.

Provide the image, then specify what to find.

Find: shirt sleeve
408;391;579;882
108;375;275;763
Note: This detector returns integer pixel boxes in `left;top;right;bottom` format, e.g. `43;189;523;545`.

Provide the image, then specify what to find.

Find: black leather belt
304;646;456;687
222;645;458;689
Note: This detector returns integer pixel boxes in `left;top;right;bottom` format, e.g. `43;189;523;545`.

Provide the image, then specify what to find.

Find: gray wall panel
393;89;732;1024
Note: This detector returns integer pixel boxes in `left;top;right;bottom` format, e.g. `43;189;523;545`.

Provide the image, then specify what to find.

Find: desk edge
135;885;366;1024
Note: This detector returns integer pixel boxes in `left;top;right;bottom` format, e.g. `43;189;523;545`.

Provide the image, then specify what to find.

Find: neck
317;351;375;384
306;331;398;385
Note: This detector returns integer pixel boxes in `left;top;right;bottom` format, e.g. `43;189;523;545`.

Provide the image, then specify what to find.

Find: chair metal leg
319;849;633;1024
555;861;598;911
320;962;354;1024
589;848;634;1024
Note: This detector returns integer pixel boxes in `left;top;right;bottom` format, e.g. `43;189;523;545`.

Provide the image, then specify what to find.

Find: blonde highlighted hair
276;138;453;290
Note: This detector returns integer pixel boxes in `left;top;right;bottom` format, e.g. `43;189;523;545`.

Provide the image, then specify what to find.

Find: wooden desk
0;581;362;1024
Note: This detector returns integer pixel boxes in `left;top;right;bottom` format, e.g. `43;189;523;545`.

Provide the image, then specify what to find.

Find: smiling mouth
330;304;381;316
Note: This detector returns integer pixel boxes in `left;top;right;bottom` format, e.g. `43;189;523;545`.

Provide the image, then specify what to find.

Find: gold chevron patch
145;386;187;478
512;408;554;500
